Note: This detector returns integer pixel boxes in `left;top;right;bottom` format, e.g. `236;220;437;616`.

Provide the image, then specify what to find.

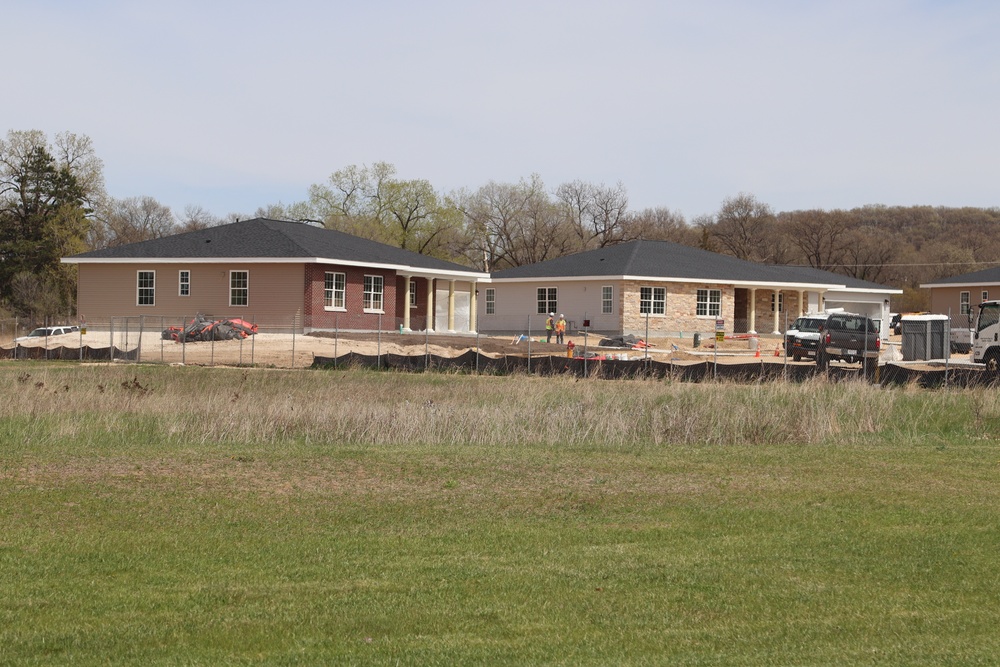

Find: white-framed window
696;288;722;317
364;275;384;312
485;288;496;315
178;270;190;297
324;272;346;310
960;291;970;315
983;291;989;303
137;271;155;306
537;287;557;314
230;270;249;307
639;286;666;315
410;280;418;308
771;292;783;312
602;285;613;314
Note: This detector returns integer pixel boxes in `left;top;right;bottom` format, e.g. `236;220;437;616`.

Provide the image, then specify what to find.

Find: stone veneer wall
621;281;736;336
751;289;804;333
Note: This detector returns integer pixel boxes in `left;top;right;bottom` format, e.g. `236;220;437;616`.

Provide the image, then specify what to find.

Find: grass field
2;363;999;665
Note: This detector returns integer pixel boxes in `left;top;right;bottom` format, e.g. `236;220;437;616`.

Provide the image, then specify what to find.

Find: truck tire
817;349;828;371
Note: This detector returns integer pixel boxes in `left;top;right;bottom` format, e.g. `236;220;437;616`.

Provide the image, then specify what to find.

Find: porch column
426;278;435;332
748;288;757;334
402;275;412;331
772;289;781;334
798;290;806;317
447;280;456;332
469;282;478;333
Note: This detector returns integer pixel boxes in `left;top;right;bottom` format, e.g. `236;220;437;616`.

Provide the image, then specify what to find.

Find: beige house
62;218;489;333
480;240;900;339
921;266;1000;323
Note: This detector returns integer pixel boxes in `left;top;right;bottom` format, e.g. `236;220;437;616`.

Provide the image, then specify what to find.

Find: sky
6;0;1000;222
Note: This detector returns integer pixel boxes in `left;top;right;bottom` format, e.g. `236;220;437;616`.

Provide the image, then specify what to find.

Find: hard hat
559;314;564;317
549;312;554;316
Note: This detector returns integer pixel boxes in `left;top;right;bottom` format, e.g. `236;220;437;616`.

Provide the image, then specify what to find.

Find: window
230;271;249;307
983;291;990;303
485;288;496;315
137;271;155;306
537;287;557;314
178;270;190;297
771;292;783;312
639;286;665;315
364;275;384;311
410;280;418;308
960;291;970;315
696;289;722;317
324;272;345;310
602;286;613;314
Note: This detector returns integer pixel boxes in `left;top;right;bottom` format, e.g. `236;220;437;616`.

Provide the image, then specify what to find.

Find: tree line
3;129;998;321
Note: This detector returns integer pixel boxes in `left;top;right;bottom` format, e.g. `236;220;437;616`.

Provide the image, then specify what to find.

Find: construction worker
555;314;567;345
545;313;555;343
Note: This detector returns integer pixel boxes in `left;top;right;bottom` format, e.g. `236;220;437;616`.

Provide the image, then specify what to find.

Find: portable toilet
900;314;950;361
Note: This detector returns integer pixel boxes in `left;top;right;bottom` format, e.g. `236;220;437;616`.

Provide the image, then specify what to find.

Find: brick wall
303;264;399;331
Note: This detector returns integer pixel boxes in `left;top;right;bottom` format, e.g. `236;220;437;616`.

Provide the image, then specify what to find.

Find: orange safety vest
555;319;566;333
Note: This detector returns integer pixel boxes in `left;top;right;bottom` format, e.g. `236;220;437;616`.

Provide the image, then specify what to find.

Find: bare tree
711;192;776;262
90;196;177;249
623;207;698;245
555;180;630;249
782;209;851;271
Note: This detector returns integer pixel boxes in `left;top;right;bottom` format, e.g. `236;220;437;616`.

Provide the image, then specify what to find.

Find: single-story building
62;218;490;333
920;266;1000;324
478;240;900;339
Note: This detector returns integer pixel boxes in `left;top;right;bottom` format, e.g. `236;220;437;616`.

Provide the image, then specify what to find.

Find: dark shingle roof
492;240;897;290
921;265;1000;286
68;218;483;275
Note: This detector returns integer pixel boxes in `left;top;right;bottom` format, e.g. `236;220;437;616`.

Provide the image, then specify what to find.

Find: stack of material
162;315;259;342
599;334;642;348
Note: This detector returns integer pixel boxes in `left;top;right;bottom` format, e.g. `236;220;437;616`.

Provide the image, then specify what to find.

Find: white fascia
62;255;490;281
920;281;1000;289
489;274;843;290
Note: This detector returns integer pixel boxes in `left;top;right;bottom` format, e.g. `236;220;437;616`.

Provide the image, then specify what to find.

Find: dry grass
0;364;925;452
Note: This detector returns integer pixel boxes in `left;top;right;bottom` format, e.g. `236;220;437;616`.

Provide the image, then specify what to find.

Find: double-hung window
771;293;783;312
639;286;665;315
537;287;557;314
230;271;249;307
602;286;614;314
983;291;990;303
409;280;418;308
696;288;721;317
485;288;496;315
178;270;190;296
324;272;346;310
364;275;384;311
137;271;155;306
960;291;970;315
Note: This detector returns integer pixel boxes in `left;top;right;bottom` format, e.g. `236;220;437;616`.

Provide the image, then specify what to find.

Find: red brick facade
303;264;401;331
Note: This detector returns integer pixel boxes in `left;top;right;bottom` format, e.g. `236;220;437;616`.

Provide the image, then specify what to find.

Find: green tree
307;162;464;260
0;130;101;316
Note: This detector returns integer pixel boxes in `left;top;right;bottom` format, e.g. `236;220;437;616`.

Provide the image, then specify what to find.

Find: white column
469;282;478;333
772;289;781;334
402;275;412;331
748;288;757;334
447;280;456;332
798;290;806;317
426;278;435;332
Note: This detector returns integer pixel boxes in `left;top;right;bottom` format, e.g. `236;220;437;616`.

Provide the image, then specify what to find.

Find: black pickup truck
817;312;880;375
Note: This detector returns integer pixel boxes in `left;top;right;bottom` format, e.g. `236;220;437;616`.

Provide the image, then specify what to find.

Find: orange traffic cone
773;343;781;357
754;346;761;358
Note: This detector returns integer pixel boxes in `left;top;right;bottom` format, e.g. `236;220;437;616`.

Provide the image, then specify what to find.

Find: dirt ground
3;329;884;368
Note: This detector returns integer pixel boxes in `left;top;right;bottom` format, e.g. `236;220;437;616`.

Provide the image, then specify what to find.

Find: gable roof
491;240;898;292
920;265;1000;288
64;218;488;279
